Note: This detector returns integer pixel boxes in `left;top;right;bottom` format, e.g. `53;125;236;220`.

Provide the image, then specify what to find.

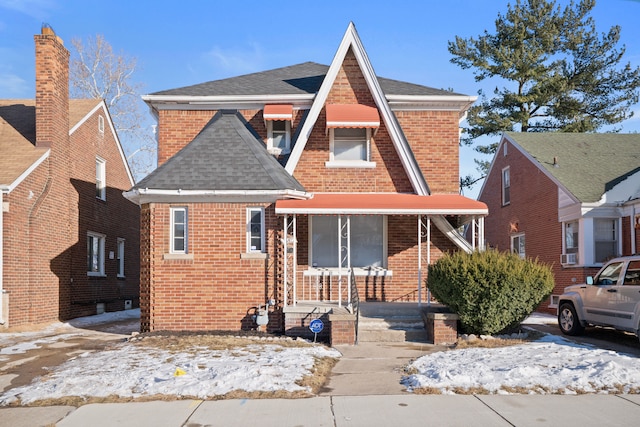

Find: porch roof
275;193;488;215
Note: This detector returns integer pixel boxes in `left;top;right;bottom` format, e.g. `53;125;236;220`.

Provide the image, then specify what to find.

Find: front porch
283;300;459;345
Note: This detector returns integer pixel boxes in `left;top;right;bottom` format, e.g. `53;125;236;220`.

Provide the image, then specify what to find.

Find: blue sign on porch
309;318;324;334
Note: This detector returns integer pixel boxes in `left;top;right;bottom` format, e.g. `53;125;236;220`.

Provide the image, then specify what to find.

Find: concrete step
357;309;427;343
357;327;427;343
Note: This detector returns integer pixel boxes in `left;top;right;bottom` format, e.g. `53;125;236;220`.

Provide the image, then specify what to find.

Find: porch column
283;214;297;307
418;215;431;307
337;215;351;307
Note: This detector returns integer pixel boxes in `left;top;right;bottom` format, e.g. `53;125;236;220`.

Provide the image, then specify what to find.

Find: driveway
525;321;640;357
0;316;139;394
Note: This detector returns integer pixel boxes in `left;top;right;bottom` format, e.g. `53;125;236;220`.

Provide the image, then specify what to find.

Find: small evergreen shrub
427;250;554;335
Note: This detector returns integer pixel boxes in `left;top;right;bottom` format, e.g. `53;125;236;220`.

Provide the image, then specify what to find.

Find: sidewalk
2;394;640;427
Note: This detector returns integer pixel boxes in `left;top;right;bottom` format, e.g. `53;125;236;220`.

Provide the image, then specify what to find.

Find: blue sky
1;0;639;196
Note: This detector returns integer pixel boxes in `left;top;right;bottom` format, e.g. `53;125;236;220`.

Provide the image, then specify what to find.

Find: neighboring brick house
479;132;640;315
125;23;487;336
0;26;140;328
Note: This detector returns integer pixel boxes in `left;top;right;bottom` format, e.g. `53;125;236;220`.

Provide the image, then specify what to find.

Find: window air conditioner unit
561;253;577;265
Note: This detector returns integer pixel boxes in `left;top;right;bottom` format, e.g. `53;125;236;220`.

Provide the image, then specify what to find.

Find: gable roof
285;22;432;195
127;110;307;203
150;61;462;99
0;99;135;190
503;132;640;203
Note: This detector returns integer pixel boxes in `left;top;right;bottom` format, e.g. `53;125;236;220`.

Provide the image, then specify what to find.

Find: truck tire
558;303;585;336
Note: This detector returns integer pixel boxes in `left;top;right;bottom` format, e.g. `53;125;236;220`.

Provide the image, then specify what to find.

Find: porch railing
349;268;360;344
299;268;391;306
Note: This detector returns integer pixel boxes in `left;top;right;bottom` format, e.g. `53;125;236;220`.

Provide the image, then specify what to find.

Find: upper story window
267;120;291;154
325;104;379;168
96;157;106;200
247;207;265;253
98;115;105;134
502;167;510;206
170;207;188;254
87;232;105;276
331;128;369;161
264;104;293;155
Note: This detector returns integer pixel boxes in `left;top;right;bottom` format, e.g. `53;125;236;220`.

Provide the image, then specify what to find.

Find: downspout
0;187;7;325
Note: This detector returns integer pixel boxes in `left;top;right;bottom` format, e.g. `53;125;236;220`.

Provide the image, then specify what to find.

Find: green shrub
427;250;554;335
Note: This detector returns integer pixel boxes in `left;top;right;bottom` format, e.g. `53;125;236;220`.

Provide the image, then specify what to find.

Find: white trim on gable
284;22;431;195
2;149;50;193
479;133;582;206
70;100;136;186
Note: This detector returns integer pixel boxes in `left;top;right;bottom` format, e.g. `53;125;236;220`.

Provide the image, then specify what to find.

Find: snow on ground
1;310;640;404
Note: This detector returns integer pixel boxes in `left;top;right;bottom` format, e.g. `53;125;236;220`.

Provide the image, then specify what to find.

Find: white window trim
96;157;106;201
87;231;106;276
98;115;105;134
308;215;388;269
246;207;265;253
170;207;188;254
502;166;510;206
561;220;580;266
510;232;525;259
325;128;376;168
117;238;125;278
593;217;620;264
266;120;291;155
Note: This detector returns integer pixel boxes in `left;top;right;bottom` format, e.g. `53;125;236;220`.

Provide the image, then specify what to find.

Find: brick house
125;23;487;339
0;26;140;328
478;132;640;314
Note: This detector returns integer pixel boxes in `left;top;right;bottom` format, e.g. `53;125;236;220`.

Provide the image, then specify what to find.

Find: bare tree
69;35;156;180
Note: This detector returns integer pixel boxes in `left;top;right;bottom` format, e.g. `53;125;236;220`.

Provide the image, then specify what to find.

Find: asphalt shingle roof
0;99;102;188
151;62;462;97
506;132;640;203
133;111;305;192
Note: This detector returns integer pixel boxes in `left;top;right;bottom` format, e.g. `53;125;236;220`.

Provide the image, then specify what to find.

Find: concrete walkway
3;394;640;426
320;341;445;395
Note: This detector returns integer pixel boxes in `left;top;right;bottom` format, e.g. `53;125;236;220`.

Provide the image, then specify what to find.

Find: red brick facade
1;29;139;327
139;43;469;332
479;138;621;315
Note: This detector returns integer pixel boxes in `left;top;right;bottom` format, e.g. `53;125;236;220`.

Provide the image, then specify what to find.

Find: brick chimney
34;24;69;148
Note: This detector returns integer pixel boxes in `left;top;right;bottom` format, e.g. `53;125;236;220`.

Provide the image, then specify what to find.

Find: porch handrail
349;268;360;344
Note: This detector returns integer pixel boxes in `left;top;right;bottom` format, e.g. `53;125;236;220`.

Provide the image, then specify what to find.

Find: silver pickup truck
558;255;640;342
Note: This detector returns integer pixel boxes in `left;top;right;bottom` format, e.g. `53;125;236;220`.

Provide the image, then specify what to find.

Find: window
564;221;579;254
594;219;617;263
170;207;188;254
247;207;265;252
98;115;105;134
511;233;525;259
87;232;105;276
331;128;369;162
311;215;385;268
267;120;290;153
117;238;125;277
502;167;510;206
623;260;640;286
96;157;106;200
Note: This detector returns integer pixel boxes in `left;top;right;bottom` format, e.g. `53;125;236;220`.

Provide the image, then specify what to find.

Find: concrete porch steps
356;302;428;343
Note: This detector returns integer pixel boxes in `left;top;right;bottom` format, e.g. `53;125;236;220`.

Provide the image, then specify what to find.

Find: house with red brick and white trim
478;132;640;315
0;26;140;327
125;23;487;341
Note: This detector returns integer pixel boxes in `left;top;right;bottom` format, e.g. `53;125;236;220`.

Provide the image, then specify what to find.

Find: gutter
123;188;312;205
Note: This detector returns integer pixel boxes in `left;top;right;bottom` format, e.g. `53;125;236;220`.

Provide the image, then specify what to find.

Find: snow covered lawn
1;333;340;405
2;310;640;404
403;316;640;395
